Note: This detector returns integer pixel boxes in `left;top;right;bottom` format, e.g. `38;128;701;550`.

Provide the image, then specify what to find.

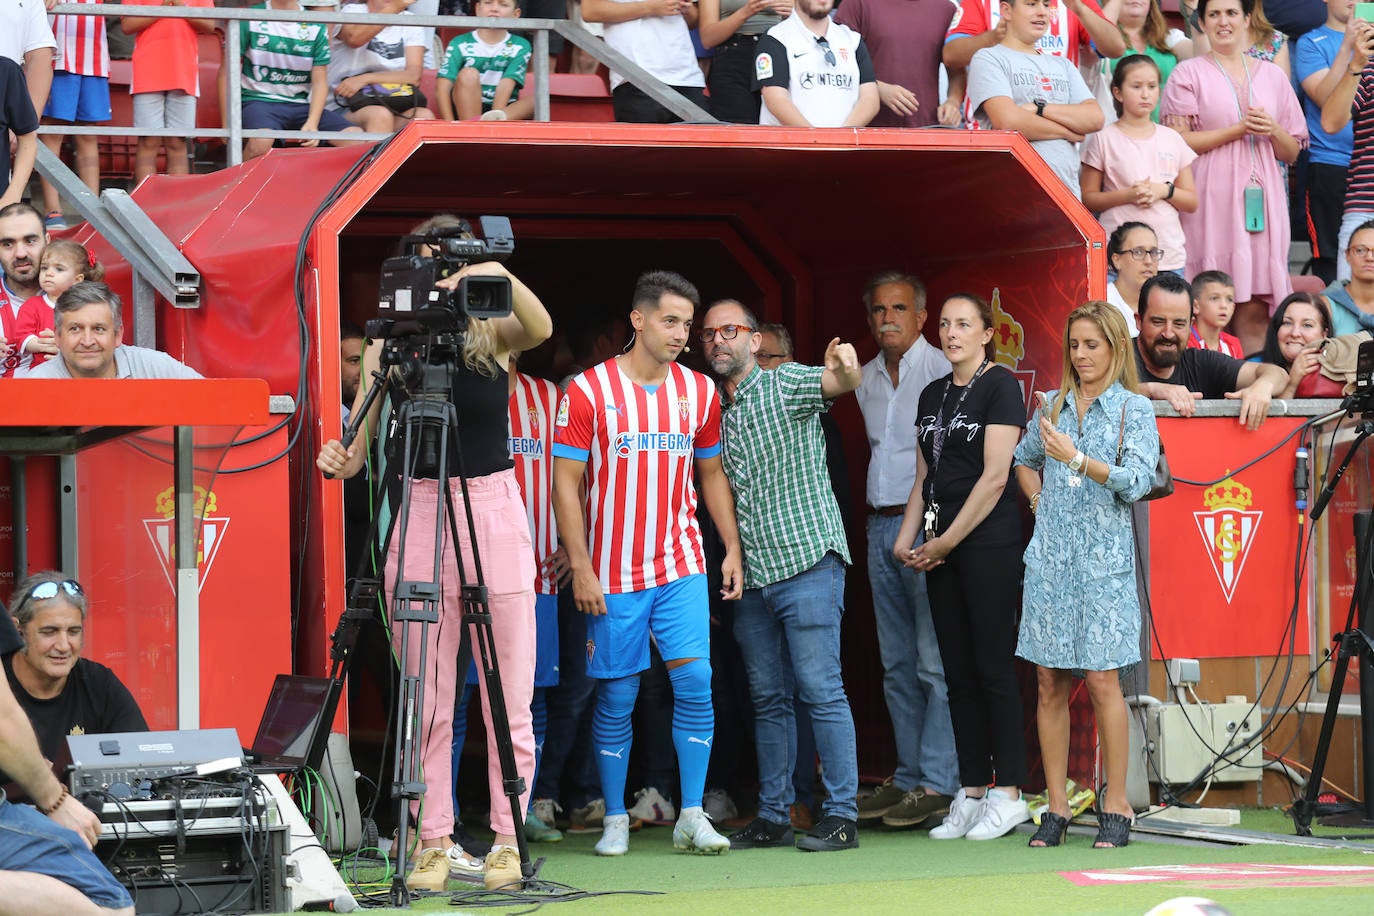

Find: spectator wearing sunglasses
1;572;147;804
751;0;879;127
0;577;132;914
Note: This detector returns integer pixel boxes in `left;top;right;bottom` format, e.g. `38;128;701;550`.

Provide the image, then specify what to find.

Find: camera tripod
328;330;539;905
1293;417;1374;836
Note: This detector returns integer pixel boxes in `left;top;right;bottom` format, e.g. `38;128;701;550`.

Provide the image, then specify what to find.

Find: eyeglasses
23;579;83;604
698;324;755;343
1123;246;1165;262
755;351;791;361
816;36;836;67
1349;245;1374;259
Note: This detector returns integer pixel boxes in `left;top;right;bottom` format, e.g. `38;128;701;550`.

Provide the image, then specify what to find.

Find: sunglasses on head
24;580;84;604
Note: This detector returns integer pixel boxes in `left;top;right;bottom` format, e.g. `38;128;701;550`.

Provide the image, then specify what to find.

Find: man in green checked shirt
702;298;865;854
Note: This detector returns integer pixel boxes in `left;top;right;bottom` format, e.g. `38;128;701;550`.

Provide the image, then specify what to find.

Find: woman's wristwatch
1068;451;1086;473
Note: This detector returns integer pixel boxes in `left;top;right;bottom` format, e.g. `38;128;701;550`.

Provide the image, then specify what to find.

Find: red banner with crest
1148;416;1311;659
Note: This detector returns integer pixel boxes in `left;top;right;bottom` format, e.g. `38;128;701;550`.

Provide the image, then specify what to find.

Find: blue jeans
532;587;600;807
0;797;133;909
734;552;858;823
865;514;959;797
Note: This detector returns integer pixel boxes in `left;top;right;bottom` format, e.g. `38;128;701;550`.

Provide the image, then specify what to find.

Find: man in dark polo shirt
1133;273;1289;430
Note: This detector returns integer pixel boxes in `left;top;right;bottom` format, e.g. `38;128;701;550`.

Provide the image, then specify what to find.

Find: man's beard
709;348;748;379
1147;339;1181;368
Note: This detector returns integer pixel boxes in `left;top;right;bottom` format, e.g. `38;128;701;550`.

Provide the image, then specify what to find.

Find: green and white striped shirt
721;363;850;590
438;31;532;108
240;6;331;104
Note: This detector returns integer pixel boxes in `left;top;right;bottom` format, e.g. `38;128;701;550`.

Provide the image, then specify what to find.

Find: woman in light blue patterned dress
1013;302;1160;849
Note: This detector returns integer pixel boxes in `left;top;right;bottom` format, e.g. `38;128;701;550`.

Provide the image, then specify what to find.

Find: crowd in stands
1;0;1371;355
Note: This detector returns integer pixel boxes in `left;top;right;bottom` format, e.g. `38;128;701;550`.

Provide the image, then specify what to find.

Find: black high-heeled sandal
1028;812;1069;847
1093;811;1133;848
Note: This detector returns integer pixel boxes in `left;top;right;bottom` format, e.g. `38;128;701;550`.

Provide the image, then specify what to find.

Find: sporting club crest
1193;473;1261;604
143;485;230;594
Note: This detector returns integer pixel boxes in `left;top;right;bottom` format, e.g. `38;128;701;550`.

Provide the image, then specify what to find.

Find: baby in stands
1187;270;1244;358
9;240;102;377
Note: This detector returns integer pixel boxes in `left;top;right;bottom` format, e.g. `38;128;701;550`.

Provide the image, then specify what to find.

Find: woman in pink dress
1160;0;1305;355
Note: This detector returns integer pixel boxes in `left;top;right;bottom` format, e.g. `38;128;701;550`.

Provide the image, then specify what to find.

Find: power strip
1145;805;1240;826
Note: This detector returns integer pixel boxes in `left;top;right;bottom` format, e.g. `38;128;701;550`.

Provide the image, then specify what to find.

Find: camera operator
315;216;552;893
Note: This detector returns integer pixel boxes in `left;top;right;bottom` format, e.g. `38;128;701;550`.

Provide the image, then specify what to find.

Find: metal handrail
40;2;716;168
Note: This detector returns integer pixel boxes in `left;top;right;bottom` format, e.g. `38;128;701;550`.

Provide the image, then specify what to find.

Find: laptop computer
244;674;341;773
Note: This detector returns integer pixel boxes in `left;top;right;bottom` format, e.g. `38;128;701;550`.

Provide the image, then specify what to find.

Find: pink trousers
385;470;537;839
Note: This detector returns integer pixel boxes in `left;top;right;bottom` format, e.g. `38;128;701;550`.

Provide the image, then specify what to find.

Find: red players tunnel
90;121;1104;773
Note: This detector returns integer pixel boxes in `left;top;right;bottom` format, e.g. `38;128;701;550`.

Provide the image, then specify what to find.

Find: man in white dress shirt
853;270;959;830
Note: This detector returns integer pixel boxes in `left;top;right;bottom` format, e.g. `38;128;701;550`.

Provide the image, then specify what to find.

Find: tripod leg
1292;508;1374;835
1291;645;1353;835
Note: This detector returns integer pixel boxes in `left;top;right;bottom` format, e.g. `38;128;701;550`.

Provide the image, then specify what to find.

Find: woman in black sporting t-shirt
892;293;1028;842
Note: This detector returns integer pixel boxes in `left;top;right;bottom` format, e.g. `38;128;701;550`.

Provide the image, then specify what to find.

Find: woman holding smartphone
1013;302;1159;849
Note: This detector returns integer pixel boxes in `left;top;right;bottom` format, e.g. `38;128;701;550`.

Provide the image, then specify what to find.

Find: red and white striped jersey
509;371;561;596
52;0;109;78
553;357;721;594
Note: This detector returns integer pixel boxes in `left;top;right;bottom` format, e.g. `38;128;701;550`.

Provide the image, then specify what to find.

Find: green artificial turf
306;811;1374;916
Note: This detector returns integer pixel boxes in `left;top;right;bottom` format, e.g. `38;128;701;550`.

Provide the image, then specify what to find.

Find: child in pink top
1081;54;1198;276
9;240;103;377
1187;269;1245;358
122;0;217;184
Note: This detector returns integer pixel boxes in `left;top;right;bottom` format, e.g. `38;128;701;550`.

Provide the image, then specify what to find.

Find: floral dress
1013;383;1160;670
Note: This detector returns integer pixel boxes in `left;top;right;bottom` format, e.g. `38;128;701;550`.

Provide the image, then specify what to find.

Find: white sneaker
595;813;631;856
966;789;1031;841
703;788;738;822
628;787;676;824
929;789;987;840
445;843;485;881
673;806;730;855
480;108;509;120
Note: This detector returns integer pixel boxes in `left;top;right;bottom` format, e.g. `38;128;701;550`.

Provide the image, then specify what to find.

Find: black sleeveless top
389;360;512;480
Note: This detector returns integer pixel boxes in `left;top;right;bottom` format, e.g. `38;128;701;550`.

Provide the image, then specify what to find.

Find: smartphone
1243;184;1265;233
1356;2;1374;22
